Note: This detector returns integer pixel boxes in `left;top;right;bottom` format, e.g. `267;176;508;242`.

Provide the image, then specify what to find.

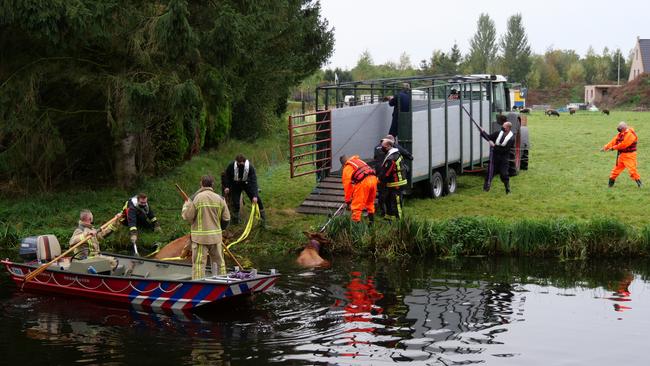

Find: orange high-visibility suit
603;128;641;181
342;156;378;222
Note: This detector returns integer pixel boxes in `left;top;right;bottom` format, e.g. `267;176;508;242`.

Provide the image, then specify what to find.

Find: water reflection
2;257;650;365
606;270;633;313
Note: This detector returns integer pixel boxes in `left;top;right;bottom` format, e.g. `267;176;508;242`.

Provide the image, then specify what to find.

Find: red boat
2;235;280;313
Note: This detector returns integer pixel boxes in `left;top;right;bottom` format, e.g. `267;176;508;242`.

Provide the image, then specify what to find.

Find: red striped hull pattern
2;260;279;311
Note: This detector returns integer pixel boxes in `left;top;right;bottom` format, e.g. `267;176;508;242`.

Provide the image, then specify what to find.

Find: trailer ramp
295;173;345;215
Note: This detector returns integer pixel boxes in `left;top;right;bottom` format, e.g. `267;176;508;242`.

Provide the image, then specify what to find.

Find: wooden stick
22;214;121;285
223;244;244;269
175;183;190;201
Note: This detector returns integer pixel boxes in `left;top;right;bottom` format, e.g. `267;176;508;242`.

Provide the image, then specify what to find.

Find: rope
227;202;260;249
27;268;183;293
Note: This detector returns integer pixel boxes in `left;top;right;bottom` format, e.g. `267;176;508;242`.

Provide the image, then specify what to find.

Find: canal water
1;256;649;365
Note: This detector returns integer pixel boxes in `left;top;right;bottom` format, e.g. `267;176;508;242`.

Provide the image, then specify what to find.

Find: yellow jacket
182;187;230;245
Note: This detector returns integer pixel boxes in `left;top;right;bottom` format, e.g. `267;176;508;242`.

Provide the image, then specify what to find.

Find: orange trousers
350;175;377;222
610;152;640;181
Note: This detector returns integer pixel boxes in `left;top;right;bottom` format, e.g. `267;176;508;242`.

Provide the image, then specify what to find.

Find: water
2;256;650;365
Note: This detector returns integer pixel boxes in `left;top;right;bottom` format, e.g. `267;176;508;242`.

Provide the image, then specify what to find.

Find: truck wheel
445;169;457;195
430;171;444;199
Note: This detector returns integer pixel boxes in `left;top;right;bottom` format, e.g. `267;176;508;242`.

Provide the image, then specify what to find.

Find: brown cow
152;234;191;261
296;232;331;268
602;109;610;115
152;231;236;261
569;108;576;115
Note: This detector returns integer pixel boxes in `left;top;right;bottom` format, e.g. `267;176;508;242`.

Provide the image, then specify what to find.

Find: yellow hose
227;202;260;249
157;202;259;261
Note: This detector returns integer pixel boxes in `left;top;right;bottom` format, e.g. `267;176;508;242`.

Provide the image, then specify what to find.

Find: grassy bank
0;124;323;258
326;110;650;259
2;110;650;261
326;215;650;260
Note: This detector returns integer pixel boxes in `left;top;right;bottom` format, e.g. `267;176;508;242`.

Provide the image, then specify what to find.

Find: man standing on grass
483;119;515;194
182;175;230;279
223;154;266;225
340;155;378;224
601;121;642;188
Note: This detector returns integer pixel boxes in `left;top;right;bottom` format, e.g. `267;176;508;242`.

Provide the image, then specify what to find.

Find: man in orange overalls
601;121;642;188
340;155;378;223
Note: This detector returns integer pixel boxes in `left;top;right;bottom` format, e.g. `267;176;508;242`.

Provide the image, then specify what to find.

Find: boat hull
2;258;279;312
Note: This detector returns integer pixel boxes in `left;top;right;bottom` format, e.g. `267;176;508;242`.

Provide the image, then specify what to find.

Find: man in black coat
387;83;411;138
483;121;515;194
223;154;266;224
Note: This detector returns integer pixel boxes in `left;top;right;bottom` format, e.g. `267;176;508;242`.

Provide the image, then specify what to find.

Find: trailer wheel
445;169;457;195
430;172;444;199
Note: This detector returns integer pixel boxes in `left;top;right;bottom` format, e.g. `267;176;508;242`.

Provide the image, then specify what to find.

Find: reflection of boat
2;236;280;312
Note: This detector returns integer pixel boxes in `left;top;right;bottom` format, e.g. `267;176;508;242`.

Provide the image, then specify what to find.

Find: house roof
639;39;650;71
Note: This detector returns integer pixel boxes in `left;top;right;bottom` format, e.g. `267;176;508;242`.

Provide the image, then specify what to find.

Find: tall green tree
0;0;334;191
467;13;498;73
499;14;531;83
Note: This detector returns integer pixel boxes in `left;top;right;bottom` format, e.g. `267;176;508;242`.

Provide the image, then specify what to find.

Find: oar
319;202;346;233
175;183;244;269
22;214;122;286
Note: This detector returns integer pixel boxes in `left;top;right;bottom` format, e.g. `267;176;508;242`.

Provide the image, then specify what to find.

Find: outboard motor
19;236;39;261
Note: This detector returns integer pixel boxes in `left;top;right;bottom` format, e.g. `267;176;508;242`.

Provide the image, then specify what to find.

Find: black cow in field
602;109;610;115
546;109;560;117
519;108;530;114
569;108;576;115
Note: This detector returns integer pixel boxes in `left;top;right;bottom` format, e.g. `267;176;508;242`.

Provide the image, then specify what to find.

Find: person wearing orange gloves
340;155;378;224
601;121;642;188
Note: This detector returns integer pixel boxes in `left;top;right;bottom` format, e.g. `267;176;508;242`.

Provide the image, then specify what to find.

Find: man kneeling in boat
69;210;120;261
181;175;231;279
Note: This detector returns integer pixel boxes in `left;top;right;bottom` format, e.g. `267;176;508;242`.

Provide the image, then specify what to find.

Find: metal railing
288;110;332;178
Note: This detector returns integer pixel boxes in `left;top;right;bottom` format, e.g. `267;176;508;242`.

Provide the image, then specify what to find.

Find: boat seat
112;264;126;276
36;235;61;263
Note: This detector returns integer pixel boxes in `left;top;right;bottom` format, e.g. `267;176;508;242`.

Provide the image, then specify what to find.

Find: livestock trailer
288;74;529;213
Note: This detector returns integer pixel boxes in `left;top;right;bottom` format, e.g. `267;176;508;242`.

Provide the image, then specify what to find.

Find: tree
499;14;531;83
0;0;334;191
467;13;498;73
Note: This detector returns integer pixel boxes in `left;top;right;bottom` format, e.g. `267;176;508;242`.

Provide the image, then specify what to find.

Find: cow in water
296;232;331;268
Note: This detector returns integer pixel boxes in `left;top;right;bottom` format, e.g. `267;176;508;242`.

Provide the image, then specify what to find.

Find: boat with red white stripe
2;235;280;312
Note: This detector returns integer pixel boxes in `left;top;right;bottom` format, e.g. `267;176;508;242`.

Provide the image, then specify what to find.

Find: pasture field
408;110;650;226
2;110;650;260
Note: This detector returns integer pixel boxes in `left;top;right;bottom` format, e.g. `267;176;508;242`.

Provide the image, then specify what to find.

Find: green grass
3;110;650;261
0;126;324;257
407;110;650;226
325;110;650;259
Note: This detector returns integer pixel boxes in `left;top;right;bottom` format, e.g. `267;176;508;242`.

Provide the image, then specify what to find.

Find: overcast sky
320;0;649;69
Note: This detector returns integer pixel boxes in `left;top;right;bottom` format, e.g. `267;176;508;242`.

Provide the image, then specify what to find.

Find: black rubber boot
505;182;511;194
636;179;643;188
368;213;375;226
232;213;240;225
608;178;616;187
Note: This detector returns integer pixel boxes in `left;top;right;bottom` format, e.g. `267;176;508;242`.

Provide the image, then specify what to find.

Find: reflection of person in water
606;271;634;312
342;271;383;328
